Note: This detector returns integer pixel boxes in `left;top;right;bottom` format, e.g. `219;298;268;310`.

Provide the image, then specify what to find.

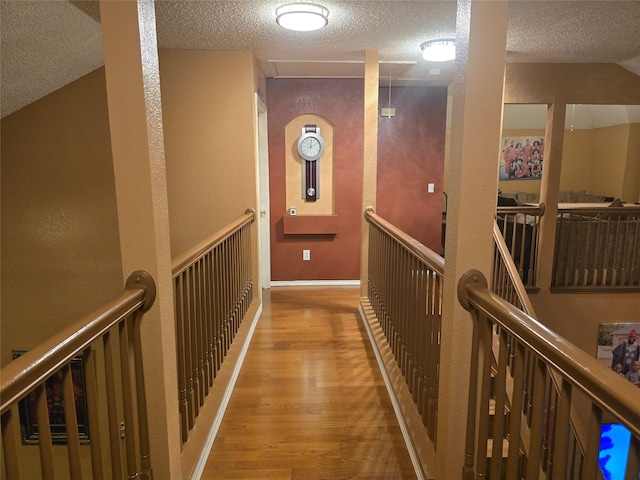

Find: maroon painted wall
267;78;364;281
377;86;447;253
266;80;447;281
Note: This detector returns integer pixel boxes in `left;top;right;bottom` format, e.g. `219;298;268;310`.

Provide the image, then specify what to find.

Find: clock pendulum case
297;124;325;201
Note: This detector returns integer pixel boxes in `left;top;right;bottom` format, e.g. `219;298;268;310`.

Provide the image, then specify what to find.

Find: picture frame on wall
499;135;544;181
596;322;640;383
12;350;90;445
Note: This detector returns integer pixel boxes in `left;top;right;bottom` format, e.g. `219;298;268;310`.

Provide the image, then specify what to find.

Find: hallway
201;287;417;479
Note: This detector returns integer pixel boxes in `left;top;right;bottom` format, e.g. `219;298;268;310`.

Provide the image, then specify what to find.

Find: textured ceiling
2;1;640;118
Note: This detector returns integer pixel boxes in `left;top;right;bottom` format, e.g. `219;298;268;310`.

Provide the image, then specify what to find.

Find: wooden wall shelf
283;214;338;235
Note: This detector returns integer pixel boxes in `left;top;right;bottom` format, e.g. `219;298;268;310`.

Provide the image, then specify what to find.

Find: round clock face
297;132;325;161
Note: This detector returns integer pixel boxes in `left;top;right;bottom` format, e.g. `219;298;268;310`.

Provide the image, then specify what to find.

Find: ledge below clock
282;214;338;235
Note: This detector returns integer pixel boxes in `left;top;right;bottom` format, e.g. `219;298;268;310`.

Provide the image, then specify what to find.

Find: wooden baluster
103;329;124;478
490;328;509;480
591;214;603;286
2;409;21;480
84;347;105;479
214;245;224;369
551;378;572;480
188;265;200;419
196;259;206;406
174;275;189;441
204;251;215;386
506;341;525;479
36;383;55;479
601;217;613;286
61;363;82;479
414;261;427;412
399;249;408;382
611;217;622;286
580;404;602;480
130;310;152;480
526;358;546;479
463;310;481;479
120;319;140;479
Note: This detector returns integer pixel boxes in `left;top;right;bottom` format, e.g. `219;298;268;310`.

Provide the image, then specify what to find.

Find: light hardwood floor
201;286;417;480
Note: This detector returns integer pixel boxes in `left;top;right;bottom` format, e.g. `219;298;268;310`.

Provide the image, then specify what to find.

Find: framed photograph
499;136;544;181
596;323;640;385
12;350;90;445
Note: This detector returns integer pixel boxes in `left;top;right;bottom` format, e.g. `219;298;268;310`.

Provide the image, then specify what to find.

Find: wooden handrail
458;269;640;439
496;203;546;217
0;270;156;414
558;205;640;215
364;207;444;276
172;209;255;276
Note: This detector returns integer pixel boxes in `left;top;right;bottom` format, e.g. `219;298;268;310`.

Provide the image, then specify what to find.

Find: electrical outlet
428;183;435;193
303;249;311;261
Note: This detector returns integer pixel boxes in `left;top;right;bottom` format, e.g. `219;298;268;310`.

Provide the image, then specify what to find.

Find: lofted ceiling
1;1;640;118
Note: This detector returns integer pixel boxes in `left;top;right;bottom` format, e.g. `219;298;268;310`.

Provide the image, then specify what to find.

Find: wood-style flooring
201;287;417;480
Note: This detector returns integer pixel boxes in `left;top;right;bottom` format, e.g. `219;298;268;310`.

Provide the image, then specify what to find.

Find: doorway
255;93;271;289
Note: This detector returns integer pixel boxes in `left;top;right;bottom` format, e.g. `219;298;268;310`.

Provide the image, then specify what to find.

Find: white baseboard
269;280;360;287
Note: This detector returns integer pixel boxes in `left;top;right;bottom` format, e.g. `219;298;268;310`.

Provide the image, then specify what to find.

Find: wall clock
297;124;324;201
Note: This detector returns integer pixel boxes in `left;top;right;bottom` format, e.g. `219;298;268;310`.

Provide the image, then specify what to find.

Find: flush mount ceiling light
420;38;456;62
276;3;329;32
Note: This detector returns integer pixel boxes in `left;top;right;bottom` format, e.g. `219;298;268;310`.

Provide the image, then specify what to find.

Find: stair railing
1;271;157;480
458;269;640;480
492;219;538;315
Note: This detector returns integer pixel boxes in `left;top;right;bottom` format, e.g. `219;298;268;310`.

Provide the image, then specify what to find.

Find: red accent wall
266;80;447;281
267;78;364;281
377;87;447;252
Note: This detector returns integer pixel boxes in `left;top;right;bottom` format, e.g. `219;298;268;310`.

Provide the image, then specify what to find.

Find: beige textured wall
1;68;123;367
159;50;260;259
589;124;629;199
560;129;596;193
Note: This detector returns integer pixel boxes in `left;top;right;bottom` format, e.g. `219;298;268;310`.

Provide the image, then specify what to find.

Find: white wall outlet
428;183;435;193
289;207;297;216
303;249;310;261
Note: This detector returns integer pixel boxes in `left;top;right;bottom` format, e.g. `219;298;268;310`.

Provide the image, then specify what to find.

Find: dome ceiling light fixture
420;38;456;62
275;2;329;32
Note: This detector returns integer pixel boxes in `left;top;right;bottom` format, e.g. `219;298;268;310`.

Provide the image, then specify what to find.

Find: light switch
428;183;435;193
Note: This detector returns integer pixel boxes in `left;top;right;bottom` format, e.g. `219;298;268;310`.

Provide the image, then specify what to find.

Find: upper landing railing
364;207;444;444
553;205;640;290
171;209;255;446
496;203;640;290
